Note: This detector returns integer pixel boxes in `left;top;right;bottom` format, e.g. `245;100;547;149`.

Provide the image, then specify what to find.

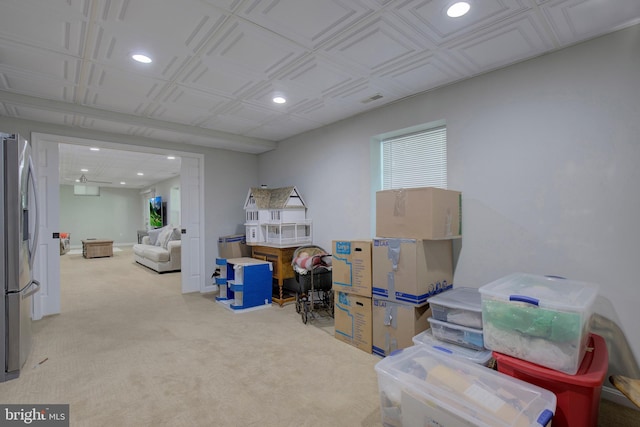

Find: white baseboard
602;385;640;411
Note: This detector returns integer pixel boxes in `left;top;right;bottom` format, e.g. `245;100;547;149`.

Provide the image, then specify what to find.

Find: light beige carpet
0;248;382;426
0;248;637;426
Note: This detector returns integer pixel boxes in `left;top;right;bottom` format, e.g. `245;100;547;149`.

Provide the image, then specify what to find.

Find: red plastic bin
494;333;608;427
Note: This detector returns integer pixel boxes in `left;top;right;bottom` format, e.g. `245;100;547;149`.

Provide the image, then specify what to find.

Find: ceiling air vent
361;93;383;104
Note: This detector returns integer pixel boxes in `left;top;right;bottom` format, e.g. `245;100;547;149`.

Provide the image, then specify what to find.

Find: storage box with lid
332;240;372;297
372;299;431;357
428;286;483;329
494;333;608;427
374;344;556;427
334;291;372;353
376;187;462;240
428;317;485;350
217;234;251;259
372;238;453;306
413;328;493;366
479;273;600;375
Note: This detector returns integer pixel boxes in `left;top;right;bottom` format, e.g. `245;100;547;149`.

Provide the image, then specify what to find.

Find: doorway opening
31;132;205;320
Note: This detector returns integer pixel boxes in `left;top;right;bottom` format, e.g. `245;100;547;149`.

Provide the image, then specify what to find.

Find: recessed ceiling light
132;54;152;64
167;156;176;160
90;147;100;151
75;179;80;183
137;172;144;176
447;2;470;18
81;168;88;172
120;181;126;185
273;96;286;104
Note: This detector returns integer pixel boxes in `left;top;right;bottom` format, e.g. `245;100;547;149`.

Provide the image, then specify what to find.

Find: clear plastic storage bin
374;344;556;427
428;286;483;328
412;329;493;366
479;273;599;375
428;317;485;350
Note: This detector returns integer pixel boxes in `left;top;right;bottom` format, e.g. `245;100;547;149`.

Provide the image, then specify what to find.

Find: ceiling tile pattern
58;143;181;189
0;0;639;186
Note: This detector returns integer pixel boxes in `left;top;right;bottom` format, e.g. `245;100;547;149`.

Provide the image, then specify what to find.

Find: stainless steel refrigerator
1;133;40;382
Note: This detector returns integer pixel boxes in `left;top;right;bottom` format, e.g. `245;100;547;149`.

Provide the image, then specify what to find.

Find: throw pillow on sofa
148;227;163;245
157;226;174;249
170;227;181;241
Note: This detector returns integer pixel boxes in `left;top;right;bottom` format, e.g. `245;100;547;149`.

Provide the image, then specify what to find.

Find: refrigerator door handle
10;278;40;296
21;279;41;299
27;154;39;271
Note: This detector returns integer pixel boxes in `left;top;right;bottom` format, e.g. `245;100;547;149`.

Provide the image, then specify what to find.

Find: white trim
0;89;275;153
31;132;207;315
40;133;190;158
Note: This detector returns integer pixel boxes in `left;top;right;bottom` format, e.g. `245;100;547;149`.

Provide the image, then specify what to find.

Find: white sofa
133;225;182;273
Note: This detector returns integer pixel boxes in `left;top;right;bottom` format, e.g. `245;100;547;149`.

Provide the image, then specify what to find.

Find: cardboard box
376;187;461;239
332;240;372;297
217;234;251;259
372;238;453;305
334;291;372;353
372;299;431;357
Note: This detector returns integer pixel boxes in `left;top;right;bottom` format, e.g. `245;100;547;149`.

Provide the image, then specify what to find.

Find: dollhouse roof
244;186;306;210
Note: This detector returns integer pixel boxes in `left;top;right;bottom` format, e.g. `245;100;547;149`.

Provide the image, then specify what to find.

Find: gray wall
58;175;182;249
0;117;259;282
59;185;140;247
146;175;181;229
258;25;640;364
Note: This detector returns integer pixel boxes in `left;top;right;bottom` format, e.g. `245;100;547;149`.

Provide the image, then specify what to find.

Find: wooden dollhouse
244;186;312;247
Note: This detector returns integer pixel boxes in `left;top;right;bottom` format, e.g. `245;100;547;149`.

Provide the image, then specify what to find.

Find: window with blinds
381;126;447;190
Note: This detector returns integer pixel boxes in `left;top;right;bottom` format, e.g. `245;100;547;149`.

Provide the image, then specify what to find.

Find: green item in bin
483;299;581;342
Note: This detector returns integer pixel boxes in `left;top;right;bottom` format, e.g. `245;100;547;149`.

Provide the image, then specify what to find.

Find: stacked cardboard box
372;187;461;357
217;234;251;259
332;240;373;353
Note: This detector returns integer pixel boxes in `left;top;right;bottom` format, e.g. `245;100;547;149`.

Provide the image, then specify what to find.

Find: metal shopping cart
290;245;333;324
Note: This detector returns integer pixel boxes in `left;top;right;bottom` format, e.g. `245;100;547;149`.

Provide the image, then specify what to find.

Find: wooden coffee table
81;239;114;258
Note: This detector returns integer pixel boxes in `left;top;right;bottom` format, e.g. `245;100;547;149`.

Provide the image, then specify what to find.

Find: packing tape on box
384;304;398;328
386;239;402;271
384;332;398;355
393;189;406;217
387;272;396;298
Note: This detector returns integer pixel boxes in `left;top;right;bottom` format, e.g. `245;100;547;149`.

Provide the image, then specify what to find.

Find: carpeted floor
0;247;638;426
0;248;382;426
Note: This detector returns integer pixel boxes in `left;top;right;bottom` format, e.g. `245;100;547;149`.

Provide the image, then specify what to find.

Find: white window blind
381;126;447;190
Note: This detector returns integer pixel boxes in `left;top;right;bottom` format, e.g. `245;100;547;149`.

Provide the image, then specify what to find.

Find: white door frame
31;135;60;320
31;132;205;317
180;156;206;293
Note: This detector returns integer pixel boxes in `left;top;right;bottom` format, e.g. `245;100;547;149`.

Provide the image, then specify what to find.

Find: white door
180;155;207;293
31;134;61;319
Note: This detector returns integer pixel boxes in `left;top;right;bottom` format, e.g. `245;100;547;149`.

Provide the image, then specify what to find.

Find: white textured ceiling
58;143;181;189
1;0;639;187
